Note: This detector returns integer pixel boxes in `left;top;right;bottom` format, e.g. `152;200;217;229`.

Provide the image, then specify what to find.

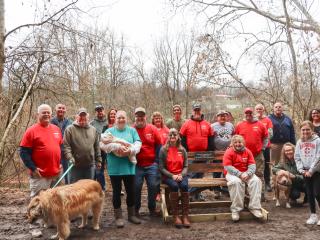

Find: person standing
166;105;186;132
20;104;63;197
90;104;108;191
269;102;296;166
180;103;214;200
295;121;320;225
64;108;102;183
255;104;273;192
133;107;162;216
223;135;263;222
152;111;169;145
102;110;142;227
51;103;72;184
159;128;190;228
235;107;268;200
211;110;234;198
308;108;320;137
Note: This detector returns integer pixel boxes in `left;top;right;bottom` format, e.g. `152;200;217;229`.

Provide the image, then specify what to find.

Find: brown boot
181;192;191;228
170;192;183;228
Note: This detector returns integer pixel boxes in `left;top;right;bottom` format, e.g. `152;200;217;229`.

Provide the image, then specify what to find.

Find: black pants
263;147;271;185
304;172;320;213
110;175;135;209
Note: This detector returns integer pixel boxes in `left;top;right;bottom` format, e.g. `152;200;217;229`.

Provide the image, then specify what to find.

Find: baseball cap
192;103;201;110
77;107;88;115
95;104;104;111
216;110;228;117
244;107;253;113
135;107;146;115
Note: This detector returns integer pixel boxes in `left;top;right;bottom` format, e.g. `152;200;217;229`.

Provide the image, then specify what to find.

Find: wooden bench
160;151;269;222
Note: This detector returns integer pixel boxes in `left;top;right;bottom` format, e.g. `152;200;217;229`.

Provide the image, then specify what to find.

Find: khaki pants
270;143;284;166
226;174;262;213
254;152;265;194
29;175;59;198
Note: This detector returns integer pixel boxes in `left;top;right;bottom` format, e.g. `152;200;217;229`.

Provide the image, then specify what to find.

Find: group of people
19;101;320;230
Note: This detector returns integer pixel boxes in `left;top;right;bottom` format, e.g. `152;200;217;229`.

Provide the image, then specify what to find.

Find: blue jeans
61;158;70;184
94;161;106;191
70;166;95;184
164;176;188;192
135;163;160;212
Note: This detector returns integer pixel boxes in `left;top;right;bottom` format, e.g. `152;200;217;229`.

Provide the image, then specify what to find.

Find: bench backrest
187;151;225;173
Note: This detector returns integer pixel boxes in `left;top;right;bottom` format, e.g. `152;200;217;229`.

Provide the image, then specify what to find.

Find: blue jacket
268;113;296;145
51;117;72;136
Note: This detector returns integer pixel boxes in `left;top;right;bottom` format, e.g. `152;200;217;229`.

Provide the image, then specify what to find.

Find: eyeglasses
312;112;319;115
169;133;178;137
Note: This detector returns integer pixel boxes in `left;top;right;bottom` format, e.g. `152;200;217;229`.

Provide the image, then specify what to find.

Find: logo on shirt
53;132;61;139
241;157;248;163
253;126;259;131
201;125;207;130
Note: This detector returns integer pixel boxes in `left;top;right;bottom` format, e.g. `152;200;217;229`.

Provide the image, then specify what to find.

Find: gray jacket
90;117;107;135
64;122;102;168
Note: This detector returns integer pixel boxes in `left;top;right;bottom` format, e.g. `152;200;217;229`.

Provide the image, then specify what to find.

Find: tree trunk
0;0;5;93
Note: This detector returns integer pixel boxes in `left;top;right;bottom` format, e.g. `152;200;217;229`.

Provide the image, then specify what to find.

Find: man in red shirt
235;107;268;199
133;107;162;216
223;135;262;221
180;103;214;200
20;104;63;198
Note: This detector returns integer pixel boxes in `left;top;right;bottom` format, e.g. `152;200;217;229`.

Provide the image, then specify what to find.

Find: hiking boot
306;214;318;225
114;208;124;228
127;206;141;224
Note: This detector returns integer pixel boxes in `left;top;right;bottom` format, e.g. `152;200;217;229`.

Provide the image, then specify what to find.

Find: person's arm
94;129;102;164
246;164;256;177
268;128;273;140
159;148;174;178
272;162;284;175
308;139;320;174
130;128;142;155
289;118;296;145
294;141;304;174
208;135;215;151
63;127;75;164
181;136;188;151
181;148;188;177
19;147;36;172
262;137;268;150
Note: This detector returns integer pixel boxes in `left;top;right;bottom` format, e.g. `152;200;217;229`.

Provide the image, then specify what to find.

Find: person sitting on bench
223;135;263;222
159;128;190;228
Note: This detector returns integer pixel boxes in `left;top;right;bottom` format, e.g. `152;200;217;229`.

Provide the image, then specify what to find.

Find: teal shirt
106;125;141;176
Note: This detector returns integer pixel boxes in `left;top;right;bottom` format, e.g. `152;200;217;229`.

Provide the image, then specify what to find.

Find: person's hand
240;172;250;182
176;174;183;182
32;168;42;178
96;162;102;169
289;173;296;179
304;171;312;177
172;175;180;181
69;158;75;165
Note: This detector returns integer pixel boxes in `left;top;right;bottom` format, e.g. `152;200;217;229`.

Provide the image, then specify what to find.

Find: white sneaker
231;212;240;222
317;219;320;226
250;209;263;219
306;214;318;225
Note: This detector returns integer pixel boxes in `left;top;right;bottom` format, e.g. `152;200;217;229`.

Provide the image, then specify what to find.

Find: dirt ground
1;186;320;240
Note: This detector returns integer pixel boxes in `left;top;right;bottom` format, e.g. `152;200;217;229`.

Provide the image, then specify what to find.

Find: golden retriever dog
27;179;104;240
272;170;292;208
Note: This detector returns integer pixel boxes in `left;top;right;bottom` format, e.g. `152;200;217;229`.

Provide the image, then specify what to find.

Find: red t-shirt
235;120;268;157
157;126;169;145
166;147;184;174
20;123;63;177
259;116;273;148
135;124;162;167
223;147;256;175
180;119;214;152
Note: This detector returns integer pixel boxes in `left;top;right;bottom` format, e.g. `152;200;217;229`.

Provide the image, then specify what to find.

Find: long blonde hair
279;142;295;166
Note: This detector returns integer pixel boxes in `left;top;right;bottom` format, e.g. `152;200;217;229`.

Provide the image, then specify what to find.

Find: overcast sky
4;0;268;82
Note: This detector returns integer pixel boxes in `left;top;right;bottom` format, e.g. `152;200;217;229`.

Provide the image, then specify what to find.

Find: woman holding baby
101;110;142;228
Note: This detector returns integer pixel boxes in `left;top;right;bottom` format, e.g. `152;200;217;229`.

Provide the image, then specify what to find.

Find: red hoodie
180;118;213;152
235;120;268;157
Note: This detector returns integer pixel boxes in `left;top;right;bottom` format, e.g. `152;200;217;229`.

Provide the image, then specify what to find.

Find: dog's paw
50;233;58;240
272;196;276;201
78;224;85;229
276;200;280;207
286;203;291;209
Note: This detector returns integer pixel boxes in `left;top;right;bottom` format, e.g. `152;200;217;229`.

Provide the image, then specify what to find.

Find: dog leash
52;163;74;188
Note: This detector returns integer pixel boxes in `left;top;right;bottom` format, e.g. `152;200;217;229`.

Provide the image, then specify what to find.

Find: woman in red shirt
159;128;190;228
223;135;263;222
152;111;169;145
